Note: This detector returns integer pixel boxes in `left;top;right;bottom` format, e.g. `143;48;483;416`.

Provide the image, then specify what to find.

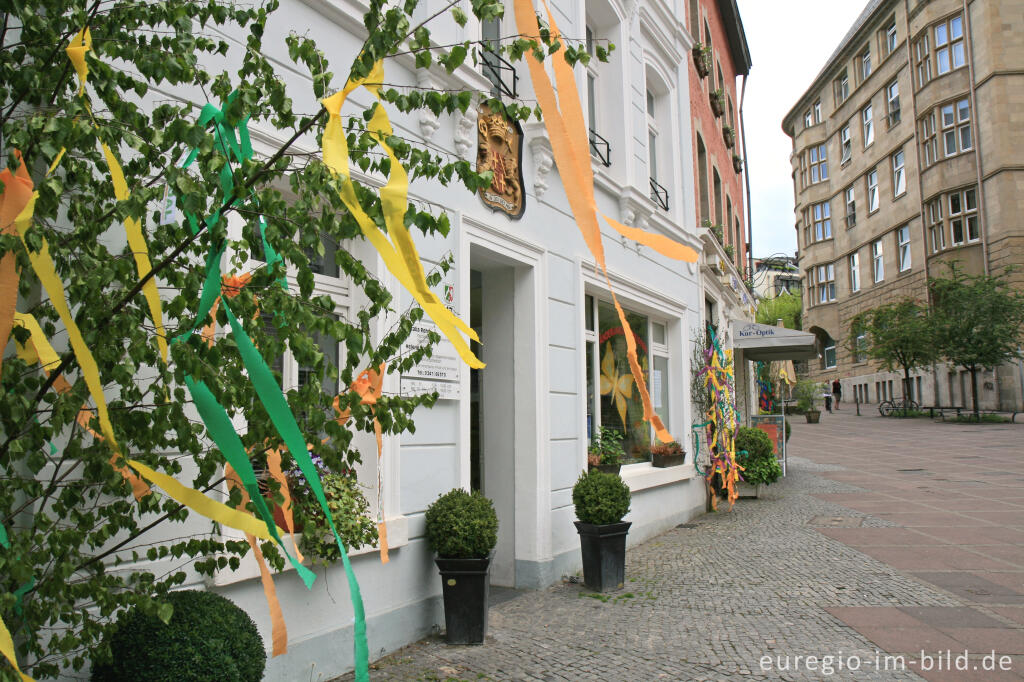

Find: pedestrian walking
831;377;842;410
823;387;833;413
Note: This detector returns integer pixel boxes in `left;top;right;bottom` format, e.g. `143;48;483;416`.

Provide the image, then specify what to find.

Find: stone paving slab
330;409;1024;681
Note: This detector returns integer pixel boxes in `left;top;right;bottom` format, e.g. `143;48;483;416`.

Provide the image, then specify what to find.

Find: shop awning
729;321;818;362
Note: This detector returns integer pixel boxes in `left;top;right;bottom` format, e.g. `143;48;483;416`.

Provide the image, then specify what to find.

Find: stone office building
782;0;1024;410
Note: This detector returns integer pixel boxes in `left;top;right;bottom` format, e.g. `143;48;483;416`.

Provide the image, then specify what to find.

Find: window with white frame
920;112;937;166
845;186;856;227
892;149;906;197
804;108;813;129
941;97;972;157
897;225;911;271
849;252;861;292
927;197;945;252
840;124;852;164
867;168;879;213
855;334;867;362
965;188;980;241
862;104;874;146
935;14;965;75
646;89;658;182
947;187;979;245
586;26;599;132
813;201;832;241
834;70;849;106
872;239;884;282
914;32;931;87
583;294;669;463
884;19;897;56
813;100;822;124
817;263;836;303
824;342;837;369
948;190;965;245
809;143;828;183
886;80;901;126
860;47;872;82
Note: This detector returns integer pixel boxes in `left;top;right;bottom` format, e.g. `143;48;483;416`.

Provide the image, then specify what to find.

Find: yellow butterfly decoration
600;342;633;430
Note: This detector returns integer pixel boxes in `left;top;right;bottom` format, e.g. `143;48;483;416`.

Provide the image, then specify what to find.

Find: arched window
697;134;709;224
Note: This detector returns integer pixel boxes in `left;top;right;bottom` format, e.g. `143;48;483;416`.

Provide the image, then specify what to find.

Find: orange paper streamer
266;448;303;562
0;154;34;378
513;0;698;443
225;464;288;657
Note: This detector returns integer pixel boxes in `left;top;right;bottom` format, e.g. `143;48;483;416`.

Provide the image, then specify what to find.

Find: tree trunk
970;366;980;420
903;366;911;414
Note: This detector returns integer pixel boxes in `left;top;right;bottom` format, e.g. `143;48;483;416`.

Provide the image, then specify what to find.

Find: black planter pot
805;410;821;424
652;453;685;468
435;556;491;644
574;521;631;592
593;463;621;475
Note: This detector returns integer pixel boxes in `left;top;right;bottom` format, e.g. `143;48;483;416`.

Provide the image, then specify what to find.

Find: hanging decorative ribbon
320;62;482;371
0;155;34;378
699;325;742;509
513;0;698;445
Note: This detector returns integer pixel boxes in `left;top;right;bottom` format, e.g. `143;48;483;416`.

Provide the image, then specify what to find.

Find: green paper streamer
184;375;316;588
221;302;370;681
0;522;7;549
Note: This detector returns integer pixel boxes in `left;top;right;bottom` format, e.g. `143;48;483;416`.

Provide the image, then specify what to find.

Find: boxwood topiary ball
424;488;498;559
572;470;631;525
91;590;265;682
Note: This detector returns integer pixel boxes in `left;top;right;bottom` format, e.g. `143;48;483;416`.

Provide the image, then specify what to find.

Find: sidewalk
336;409;1022;681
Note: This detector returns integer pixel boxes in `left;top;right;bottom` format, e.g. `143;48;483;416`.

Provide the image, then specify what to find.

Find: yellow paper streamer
126;459;282;540
320;64;482;369
225;465;288;657
0;614;34;682
65;28;90;96
100;143;168;363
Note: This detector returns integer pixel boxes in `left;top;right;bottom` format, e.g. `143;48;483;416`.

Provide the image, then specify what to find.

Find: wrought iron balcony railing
589;128;611;167
482;50;518;99
649;177;669;211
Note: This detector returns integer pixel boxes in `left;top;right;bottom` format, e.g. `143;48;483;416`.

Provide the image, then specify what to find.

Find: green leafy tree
848;298;935;409
0;0;598;678
929;263;1024;419
755;291;801;330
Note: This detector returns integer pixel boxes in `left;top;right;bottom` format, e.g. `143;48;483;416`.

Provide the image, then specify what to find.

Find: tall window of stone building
862;104;874;146
845;186;856;227
481;18;503;97
704;19;712;52
941;98;972;156
840;124;852;164
713;168;722;226
867;168;879;213
882;18;897;57
849;252;861;292
813;100;822;124
717;64;725;100
872;239;884;282
935;14;965;75
726;196;733;238
734;218;742;265
892;149;906;197
689;0;699;34
886;80;901;127
727;95;734;129
860;47;872;82
927;197;946;252
809;143;828;183
920;112;937;166
897;225;911;271
948;188;979;245
914;33;931;87
586;26;598;131
965;189;979;241
813;201;832;241
834;69;849;106
697;134;709;224
817;263;836;303
804;108;813;129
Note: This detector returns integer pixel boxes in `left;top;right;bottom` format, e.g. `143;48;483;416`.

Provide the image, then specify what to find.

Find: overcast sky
736;0;868;259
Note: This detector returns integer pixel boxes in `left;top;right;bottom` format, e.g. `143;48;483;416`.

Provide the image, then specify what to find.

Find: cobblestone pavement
337;409;1023;681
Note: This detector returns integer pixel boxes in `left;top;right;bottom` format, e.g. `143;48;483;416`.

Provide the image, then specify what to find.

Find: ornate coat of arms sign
476;103;525;218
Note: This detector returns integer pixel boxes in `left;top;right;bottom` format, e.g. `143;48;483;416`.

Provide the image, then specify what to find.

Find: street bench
927;406;1020;423
922;405;962;419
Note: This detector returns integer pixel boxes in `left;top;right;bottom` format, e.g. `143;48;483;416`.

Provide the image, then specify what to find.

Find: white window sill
620;462;697;493
206;515;409;587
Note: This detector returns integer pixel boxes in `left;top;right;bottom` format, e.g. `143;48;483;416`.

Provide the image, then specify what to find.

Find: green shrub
734;426;782;487
793;379;823;412
572;470;631;525
295;472;379;564
425;489;498;558
91;590;265;682
587;426;624;466
784;419;791;443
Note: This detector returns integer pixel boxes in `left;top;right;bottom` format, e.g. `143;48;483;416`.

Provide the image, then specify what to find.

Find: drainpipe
963;0;989;276
739;74;753;283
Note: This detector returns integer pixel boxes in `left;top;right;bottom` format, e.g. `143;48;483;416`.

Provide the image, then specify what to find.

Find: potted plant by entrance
734;426;783;498
587;426;624;474
793;379;822;423
425;488;499;644
651;440;685;467
573;470;631;592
